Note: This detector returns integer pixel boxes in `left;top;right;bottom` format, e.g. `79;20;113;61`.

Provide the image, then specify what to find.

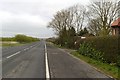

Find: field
1;41;25;47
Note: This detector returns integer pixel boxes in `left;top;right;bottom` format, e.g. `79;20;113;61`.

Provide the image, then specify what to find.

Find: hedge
77;36;120;66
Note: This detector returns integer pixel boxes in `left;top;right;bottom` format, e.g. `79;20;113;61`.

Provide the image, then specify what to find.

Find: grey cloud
2;20;54;38
0;0;89;38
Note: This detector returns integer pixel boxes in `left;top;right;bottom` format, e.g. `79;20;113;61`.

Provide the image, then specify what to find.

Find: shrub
14;34;39;43
78;42;104;61
77;36;120;66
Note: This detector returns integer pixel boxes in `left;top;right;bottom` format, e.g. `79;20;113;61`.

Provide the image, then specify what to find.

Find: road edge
58;48;114;79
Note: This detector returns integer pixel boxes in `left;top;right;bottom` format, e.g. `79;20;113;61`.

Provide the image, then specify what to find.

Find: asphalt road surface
46;43;110;78
2;41;45;78
2;40;112;79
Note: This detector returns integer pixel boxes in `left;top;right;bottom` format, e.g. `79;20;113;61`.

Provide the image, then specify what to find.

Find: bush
77;36;120;66
78;42;104;61
14;34;39;43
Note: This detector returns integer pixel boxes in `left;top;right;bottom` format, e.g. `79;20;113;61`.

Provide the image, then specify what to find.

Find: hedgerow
77;36;120;66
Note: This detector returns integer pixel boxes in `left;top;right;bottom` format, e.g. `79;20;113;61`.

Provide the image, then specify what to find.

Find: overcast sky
0;0;90;38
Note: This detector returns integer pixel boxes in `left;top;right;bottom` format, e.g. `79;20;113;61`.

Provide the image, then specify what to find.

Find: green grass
71;51;119;78
1;43;25;47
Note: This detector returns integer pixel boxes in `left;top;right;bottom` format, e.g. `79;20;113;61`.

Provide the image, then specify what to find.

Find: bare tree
87;0;120;36
87;18;102;36
47;4;86;36
68;4;86;33
118;1;120;17
47;10;71;35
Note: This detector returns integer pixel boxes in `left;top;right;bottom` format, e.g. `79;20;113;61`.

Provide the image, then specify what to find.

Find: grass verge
1;43;25;47
71;51;119;78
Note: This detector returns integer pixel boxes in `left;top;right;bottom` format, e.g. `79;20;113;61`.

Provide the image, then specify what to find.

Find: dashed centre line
26;48;29;50
24;48;27;51
23;48;29;51
6;45;35;59
6;51;21;59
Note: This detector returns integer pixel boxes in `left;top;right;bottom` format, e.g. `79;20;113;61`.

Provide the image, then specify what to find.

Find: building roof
111;18;120;27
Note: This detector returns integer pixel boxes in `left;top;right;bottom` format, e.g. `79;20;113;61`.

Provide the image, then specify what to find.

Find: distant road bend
2;40;112;79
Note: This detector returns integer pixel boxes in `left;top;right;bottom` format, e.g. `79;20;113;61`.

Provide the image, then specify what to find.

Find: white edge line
6;51;21;59
45;43;50;79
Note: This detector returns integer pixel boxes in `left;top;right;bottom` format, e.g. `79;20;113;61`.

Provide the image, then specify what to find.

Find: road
2;41;45;78
2;40;112;79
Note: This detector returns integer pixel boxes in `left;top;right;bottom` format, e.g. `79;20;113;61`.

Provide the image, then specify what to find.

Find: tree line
47;0;120;47
48;0;120;36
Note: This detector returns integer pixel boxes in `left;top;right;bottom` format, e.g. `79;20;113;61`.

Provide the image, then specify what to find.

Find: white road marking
6;45;33;59
45;43;50;79
24;47;30;51
27;48;29;49
6;51;21;59
26;48;29;50
24;48;27;51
